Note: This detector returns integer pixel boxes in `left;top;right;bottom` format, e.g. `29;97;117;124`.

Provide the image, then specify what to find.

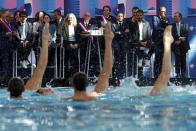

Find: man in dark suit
127;6;139;24
127;7;139;77
132;10;151;78
78;12;97;72
53;9;64;46
14;11;33;69
0;9;9;21
53;9;65;77
151;6;169;78
172;12;190;78
111;11;129;79
97;5;116;65
0;11;14;79
98;5;116;28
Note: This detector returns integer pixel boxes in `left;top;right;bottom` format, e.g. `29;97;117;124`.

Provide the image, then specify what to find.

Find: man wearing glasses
15;11;33;69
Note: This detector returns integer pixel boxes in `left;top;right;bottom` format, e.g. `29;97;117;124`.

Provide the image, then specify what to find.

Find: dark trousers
174;46;187;77
136;49;145;78
44;46;56;80
112;40;127;79
154;49;163;78
79;38;88;72
64;41;79;77
0;43;10;77
17;42;32;61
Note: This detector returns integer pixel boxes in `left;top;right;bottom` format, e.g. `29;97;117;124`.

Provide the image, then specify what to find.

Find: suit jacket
172;22;190;54
132;19;151;47
14;22;33;43
38;23;56;47
78;20;97;32
0;20;13;48
152;15;169;43
111;20;129;41
62;24;79;43
0;21;12;41
53;18;65;43
97;15;116;28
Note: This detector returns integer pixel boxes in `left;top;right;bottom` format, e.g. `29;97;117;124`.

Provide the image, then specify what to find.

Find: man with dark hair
70;22;114;101
132;10;151;78
53;9;64;77
111;11;129;80
15;11;33;68
0;11;14;79
152;6;169;78
72;72;88;91
97;5;116;28
126;6;139;77
172;12;190;78
97;5;116;69
127;6;139;24
7;77;25;98
53;9;63;44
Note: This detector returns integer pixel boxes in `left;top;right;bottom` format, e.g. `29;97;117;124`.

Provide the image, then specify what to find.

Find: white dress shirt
138;21;143;41
68;25;75;41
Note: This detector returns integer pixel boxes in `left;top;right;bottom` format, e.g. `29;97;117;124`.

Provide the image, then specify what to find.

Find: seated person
14;11;33;68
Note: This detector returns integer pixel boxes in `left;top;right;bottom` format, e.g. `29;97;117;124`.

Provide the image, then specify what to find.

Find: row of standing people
0;5;190;81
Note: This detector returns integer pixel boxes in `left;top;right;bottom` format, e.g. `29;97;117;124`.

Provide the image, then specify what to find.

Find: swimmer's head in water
72;72;88;91
8;77;25;97
36;88;54;95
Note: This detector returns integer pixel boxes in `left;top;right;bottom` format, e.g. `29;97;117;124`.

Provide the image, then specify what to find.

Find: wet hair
35;11;46;21
53;9;61;15
175;12;182;19
132;6;139;11
8;77;24;97
136;10;144;15
72;72;88;91
20;11;28;17
103;5;111;12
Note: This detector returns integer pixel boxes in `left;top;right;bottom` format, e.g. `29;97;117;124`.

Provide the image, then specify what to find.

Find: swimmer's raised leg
25;23;50;90
150;25;174;96
94;22;114;93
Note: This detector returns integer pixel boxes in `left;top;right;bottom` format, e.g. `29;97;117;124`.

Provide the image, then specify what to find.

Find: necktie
177;23;181;37
119;22;122;27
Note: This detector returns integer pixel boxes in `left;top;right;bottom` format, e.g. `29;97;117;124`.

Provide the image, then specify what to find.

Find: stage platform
1;77;196;89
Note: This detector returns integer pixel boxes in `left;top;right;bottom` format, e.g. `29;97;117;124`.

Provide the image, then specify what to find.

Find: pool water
1;77;196;131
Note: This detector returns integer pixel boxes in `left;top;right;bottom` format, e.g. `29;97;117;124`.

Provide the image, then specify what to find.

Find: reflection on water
0;77;196;130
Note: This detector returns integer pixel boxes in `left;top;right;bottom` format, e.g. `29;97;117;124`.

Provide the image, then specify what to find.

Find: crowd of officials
0;5;190;82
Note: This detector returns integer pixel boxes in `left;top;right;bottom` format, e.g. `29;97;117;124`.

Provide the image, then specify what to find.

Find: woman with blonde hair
62;13;79;77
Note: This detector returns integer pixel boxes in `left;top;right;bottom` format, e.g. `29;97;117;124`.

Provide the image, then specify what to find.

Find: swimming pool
1;77;196;131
